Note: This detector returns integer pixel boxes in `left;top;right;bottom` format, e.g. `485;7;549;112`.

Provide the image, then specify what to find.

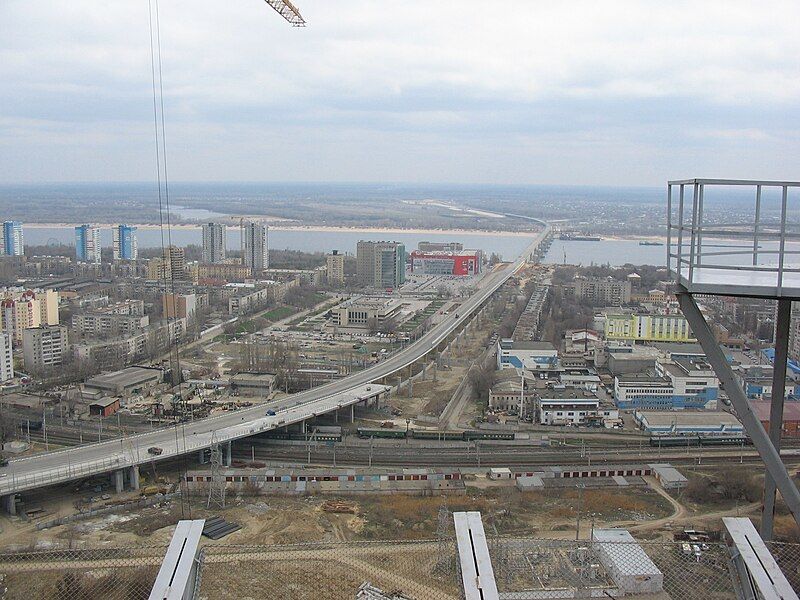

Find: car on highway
266;410;276;416
147;447;163;456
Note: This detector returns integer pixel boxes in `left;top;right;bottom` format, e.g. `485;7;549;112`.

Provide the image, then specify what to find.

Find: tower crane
263;0;306;26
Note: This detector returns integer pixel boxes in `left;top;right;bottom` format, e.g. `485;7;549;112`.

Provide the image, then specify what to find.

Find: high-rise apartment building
356;241;406;288
112;224;137;260
147;246;187;282
201;222;227;263
0;221;24;256
0;288;59;344
75;224;101;263
0;334;12;382
326;250;345;285
241;222;269;274
23;325;68;372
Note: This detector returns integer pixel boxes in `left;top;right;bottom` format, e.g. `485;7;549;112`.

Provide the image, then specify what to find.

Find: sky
1;0;799;186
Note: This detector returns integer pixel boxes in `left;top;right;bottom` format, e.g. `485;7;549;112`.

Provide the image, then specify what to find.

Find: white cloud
1;0;799;183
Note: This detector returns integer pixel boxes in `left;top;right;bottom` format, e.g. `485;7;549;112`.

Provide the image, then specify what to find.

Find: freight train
356;428;515;441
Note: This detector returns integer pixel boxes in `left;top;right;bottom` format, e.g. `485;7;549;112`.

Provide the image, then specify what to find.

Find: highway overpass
0;223;551;511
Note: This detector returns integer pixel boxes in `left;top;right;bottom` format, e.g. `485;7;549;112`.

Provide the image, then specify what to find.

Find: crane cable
147;0;191;519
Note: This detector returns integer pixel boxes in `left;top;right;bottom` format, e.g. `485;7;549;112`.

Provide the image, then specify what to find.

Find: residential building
496;339;558;370
0;288;59;343
198;262;251;282
789;302;800;364
147;246;187;281
562;277;632;306
163;293;197;319
326;250;345;285
112;224;137;260
72;312;149;337
227;280;298;314
604;312;694;342
0;333;13;382
418;241;463;252
613;357;719;410
23;325;68;371
75;224;101;264
409;250;482;276
0;221;24;256
201;222;227;263
356;241;406;288
631;290;669;304
241;222;269;274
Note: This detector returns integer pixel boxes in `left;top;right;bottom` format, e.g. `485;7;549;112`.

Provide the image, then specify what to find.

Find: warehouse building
750;401;800;438
649;463;689;489
84;366;164;399
633;410;743;435
496;339;558;370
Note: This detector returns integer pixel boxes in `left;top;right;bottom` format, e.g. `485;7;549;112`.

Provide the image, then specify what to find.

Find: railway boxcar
357;427;407;439
464;430;515;441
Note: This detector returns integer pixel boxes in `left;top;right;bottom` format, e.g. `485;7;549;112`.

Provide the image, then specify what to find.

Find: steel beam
453;511;499;600
149;519;205;600
763;299;792;539
677;288;800;530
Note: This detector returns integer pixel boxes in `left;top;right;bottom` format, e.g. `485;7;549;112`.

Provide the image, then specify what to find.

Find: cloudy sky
2;1;799;186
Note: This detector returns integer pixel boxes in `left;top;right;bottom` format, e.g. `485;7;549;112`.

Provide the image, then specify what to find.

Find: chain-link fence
0;546;165;599
0;537;797;599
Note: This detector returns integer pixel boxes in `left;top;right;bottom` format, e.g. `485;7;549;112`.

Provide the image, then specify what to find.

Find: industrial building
537;389;619;427
633;410;744;435
487;371;534;413
229;372;275;396
496;338;558;370
750;401;800;438
614;357;719;410
185;467;465;496
592;529;664;595
735;365;800;400
112;224;137;260
649;463;689;489
409;250;481;276
88;397;120;417
201;222;227;263
356;240;406;288
84;366;164;398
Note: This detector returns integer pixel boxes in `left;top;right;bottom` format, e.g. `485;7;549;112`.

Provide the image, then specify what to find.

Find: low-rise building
329;297;404;329
488;371;534;414
84;366;164;399
633;410;743;435
537;388;619;427
605;312;694;343
229;372;275;397
88;397;120;417
751;401;800;437
614;357;719;410
496;339;558;370
735;365;800;400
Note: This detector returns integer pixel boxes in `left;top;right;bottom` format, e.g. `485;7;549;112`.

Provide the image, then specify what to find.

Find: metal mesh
0;546;165;599
196;539;462;599
765;541;800;592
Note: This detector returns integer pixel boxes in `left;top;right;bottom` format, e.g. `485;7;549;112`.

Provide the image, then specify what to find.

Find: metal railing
667;178;800;297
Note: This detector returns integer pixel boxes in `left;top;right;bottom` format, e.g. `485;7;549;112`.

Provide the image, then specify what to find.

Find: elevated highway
0;223;551;508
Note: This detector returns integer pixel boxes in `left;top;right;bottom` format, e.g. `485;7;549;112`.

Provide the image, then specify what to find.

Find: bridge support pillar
198;449;206;465
334;409;339;424
129;465;140;491
421;363;427;380
300;420;306;434
408;377;413;398
224;442;232;467
2;494;16;516
350;404;354;423
112;469;124;494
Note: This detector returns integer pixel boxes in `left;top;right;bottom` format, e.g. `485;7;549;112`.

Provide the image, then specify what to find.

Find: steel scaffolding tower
667;178;800;539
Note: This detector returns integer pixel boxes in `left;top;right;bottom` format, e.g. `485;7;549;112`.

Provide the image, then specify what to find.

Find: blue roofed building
496;338;558;371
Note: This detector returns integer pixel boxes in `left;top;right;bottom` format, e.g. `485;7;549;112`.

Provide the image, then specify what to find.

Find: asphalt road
0;224;550;496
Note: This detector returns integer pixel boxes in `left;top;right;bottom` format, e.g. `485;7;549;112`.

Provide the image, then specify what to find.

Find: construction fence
0;536;797;598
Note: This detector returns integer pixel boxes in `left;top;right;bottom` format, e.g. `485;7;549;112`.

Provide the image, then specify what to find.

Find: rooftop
635;410;742;427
